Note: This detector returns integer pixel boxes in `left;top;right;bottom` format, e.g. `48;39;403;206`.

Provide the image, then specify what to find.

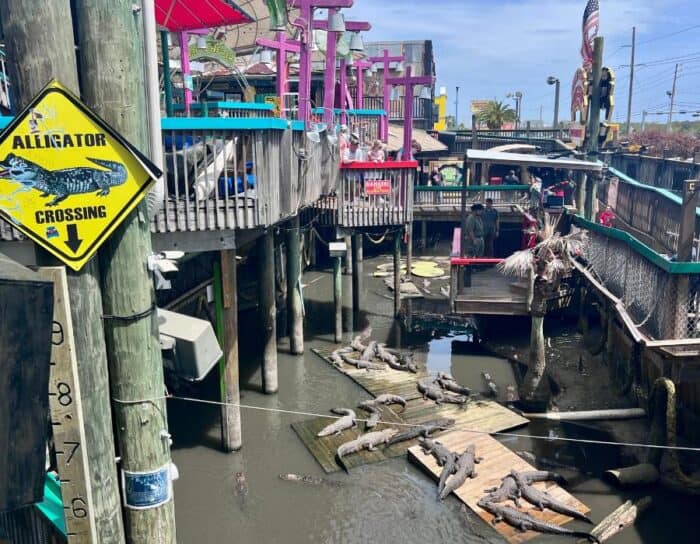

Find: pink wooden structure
256;33;301;117
387;66;433;160
368;49;405;142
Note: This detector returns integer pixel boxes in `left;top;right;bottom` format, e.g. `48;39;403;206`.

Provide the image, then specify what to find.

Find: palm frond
498;249;534;278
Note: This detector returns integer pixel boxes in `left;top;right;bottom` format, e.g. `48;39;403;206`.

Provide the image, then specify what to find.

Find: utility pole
641;110;648;131
73;0;176;540
667;63;680;132
625;26;636;134
0;1;126;541
455;86;460;127
585;36;605;220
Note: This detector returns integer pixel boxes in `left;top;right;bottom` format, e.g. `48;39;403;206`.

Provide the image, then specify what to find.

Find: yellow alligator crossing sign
0;80;159;271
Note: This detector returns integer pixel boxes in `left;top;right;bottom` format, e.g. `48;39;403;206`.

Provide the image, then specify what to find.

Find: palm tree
498;222;587;403
476;100;517;129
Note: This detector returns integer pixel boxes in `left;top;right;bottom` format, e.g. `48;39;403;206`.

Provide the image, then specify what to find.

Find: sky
341;0;700;127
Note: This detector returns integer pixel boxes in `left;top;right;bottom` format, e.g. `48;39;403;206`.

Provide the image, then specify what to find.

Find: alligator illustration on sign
0;153;127;206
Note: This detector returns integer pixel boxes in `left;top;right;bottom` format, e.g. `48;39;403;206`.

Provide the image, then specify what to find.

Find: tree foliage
476;100;517;129
628;130;700;159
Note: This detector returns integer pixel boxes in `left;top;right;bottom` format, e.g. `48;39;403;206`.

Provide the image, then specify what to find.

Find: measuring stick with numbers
39;267;97;543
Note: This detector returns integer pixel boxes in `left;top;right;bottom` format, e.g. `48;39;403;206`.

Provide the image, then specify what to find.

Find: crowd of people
338;125;421;164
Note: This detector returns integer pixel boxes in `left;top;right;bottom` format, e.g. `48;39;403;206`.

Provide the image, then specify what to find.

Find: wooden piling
0;1;126;540
352;233;362;323
421;220;428;250
216;251;242;451
334;257;343;343
259;231;279;394
394;230;402;317
406;223;413;279
286;217;304;355
344;235;352;275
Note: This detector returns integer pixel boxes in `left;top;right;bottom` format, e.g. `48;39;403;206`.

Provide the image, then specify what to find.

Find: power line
637;23;700;46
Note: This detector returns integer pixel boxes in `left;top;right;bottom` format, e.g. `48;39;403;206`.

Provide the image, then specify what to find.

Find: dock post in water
75;0;177;539
334;256;343;342
286;217;304;355
352;233;363;325
393;229;402;317
421;220;428;250
1;1;127;539
344;235;353;275
216;251;242;451
406;223;413;279
259;231;279;394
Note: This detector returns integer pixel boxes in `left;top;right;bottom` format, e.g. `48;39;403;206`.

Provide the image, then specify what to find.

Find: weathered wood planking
408;430;590;544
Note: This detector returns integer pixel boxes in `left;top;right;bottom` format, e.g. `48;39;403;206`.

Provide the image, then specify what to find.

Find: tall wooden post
585;37;604;220
74;0;176;540
259;231;278;394
0;2;126;541
160;30;174;117
421;220;428;250
286;217;304;354
406;223;413;279
393;230;402;317
217;251;242;451
334;257;343;342
344;235;352;275
352;233;362;324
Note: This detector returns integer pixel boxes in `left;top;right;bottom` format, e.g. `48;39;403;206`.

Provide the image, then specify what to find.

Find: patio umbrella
155;0;253;31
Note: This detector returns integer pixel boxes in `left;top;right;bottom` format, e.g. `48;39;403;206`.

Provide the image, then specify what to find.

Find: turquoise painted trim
609;166;700;217
35;473;66;536
573;214;700;273
0;116;12;130
415;184;529;192
172;101;274;111
161;117;304;131
311;107;386;117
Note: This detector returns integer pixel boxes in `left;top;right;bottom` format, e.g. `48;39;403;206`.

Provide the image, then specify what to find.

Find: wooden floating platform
297;349;528;473
454;269;530;316
408;430;590;544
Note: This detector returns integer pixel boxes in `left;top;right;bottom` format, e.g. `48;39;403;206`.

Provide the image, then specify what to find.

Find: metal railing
310;108;385;143
334;161;417;227
438;129;569;155
362;96;434;122
576;216;700;341
608;153;700;192
171;101;276;118
414;184;530;208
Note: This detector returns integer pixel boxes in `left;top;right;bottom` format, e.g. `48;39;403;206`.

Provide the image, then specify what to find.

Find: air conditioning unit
158;309;222;381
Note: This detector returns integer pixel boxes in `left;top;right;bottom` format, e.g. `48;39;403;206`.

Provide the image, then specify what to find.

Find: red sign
365;179;391;195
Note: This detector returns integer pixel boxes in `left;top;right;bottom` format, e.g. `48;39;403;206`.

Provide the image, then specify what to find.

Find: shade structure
156;0;253;31
387;125;447;153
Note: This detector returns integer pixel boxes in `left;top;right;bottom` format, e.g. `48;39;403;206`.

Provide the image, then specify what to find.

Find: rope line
113;393;700;453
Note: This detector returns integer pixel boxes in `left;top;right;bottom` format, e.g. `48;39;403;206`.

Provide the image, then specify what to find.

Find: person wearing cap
465;203;485;257
504;170;520;184
342;133;366;163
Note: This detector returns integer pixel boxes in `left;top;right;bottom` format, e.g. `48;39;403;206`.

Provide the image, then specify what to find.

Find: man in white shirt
342;133;366;163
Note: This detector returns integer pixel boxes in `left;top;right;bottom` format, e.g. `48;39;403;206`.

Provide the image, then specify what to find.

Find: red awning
156;0;254;31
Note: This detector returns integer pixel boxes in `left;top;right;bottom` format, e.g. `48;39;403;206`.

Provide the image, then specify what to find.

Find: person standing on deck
483;198;499;257
431;166;444;204
504;169;520;185
465;203;485;257
342;133;366;163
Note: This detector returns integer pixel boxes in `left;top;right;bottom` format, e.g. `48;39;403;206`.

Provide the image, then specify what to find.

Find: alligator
329;351;344;368
336;428;398;472
398;352;419;373
340;353;385;371
418;437;454;466
510;470;592;523
434;373;472;396
350;335;368;353
437;451;460;497
372;394;407;410
0;153;127;206
417;381;468;405
476;500;600;543
317;408;357;437
439;444;482;500
483;470;567;506
482;372;499;397
375;344;399;366
387;418;456;446
278;474;343;487
360;341;378;361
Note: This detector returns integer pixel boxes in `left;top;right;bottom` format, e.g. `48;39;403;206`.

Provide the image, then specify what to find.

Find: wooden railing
414;184;530;208
361;96;434;123
608;153;700;192
438;129;569;155
334;161;417;227
152;117;335;234
171;101;276;118
310;108;385;143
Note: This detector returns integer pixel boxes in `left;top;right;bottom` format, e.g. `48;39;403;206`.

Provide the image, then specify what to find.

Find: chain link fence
583;229;700;340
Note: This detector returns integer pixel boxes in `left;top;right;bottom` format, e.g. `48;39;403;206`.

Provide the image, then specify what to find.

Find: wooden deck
455;269;530;316
297;349;529;473
408;430;590;544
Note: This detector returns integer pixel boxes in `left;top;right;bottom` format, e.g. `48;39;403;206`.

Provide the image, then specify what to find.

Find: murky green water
167;254;698;543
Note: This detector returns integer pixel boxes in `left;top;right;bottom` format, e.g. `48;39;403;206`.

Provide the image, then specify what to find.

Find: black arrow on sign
64;224;83;253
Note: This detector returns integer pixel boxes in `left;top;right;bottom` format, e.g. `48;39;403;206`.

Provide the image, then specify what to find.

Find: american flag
581;0;600;68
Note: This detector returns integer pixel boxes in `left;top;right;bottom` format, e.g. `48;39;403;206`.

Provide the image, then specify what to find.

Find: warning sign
365;179;391;195
0;80;159;271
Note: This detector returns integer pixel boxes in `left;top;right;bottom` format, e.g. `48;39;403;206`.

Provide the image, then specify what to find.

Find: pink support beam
369;49;404;142
339;57;348;125
352;59;372;109
312;20;370;31
387;66;433;160
256;33;301;116
322;9;340;125
178;31;193;115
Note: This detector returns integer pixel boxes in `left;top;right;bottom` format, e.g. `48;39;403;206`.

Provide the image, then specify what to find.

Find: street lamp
547;76;560;129
506;91;522;129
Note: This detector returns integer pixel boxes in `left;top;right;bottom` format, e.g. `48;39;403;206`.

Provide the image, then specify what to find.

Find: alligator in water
387;418;456;446
417;381;468;405
0;153;127;206
278;474;343;487
483;470;566;506
418;437;454;466
510;470;592;523
476;500;600;542
317;408;357;437
336;428;398;472
340;353;385;371
434;373;472;396
439;444;482;500
482;372;499;397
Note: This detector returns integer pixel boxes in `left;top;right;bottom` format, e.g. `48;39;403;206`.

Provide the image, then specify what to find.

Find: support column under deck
352;233;362;327
286;217;304;355
258;231;278;394
394;230;402;317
